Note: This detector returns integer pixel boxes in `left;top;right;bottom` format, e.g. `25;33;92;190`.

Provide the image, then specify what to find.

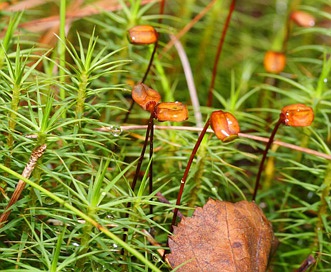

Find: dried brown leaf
167;199;276;272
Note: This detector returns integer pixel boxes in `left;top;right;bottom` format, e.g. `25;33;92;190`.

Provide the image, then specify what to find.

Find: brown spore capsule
210;110;240;142
280;103;314;127
132;83;161;112
154;102;189;122
128;25;158;45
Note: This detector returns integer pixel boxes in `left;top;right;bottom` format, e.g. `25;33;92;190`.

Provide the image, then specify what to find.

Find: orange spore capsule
132;83;161;112
210;111;240;142
154;102;189;122
128;25;158;45
290;11;315;28
263;51;286;74
280;104;314;127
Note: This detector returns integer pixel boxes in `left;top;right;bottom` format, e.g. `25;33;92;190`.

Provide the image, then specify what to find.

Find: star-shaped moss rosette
171;110;240;227
252;103;314;201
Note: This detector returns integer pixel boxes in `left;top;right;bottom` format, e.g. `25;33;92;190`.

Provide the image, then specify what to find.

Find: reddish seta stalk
206;0;236;107
171;119;210;228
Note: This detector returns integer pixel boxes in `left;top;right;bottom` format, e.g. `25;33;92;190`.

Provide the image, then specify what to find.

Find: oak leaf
167;199;276;272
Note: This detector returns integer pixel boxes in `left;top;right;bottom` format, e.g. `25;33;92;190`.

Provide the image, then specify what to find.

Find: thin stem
282;12;291;53
206;0;236;107
142;41;158;84
122;113;154;247
156;192;184;219
149;118;154;214
158;0;166;24
123;100;135;124
131;114;154;191
171;118;210;228
59;0;66;103
252;118;283;201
